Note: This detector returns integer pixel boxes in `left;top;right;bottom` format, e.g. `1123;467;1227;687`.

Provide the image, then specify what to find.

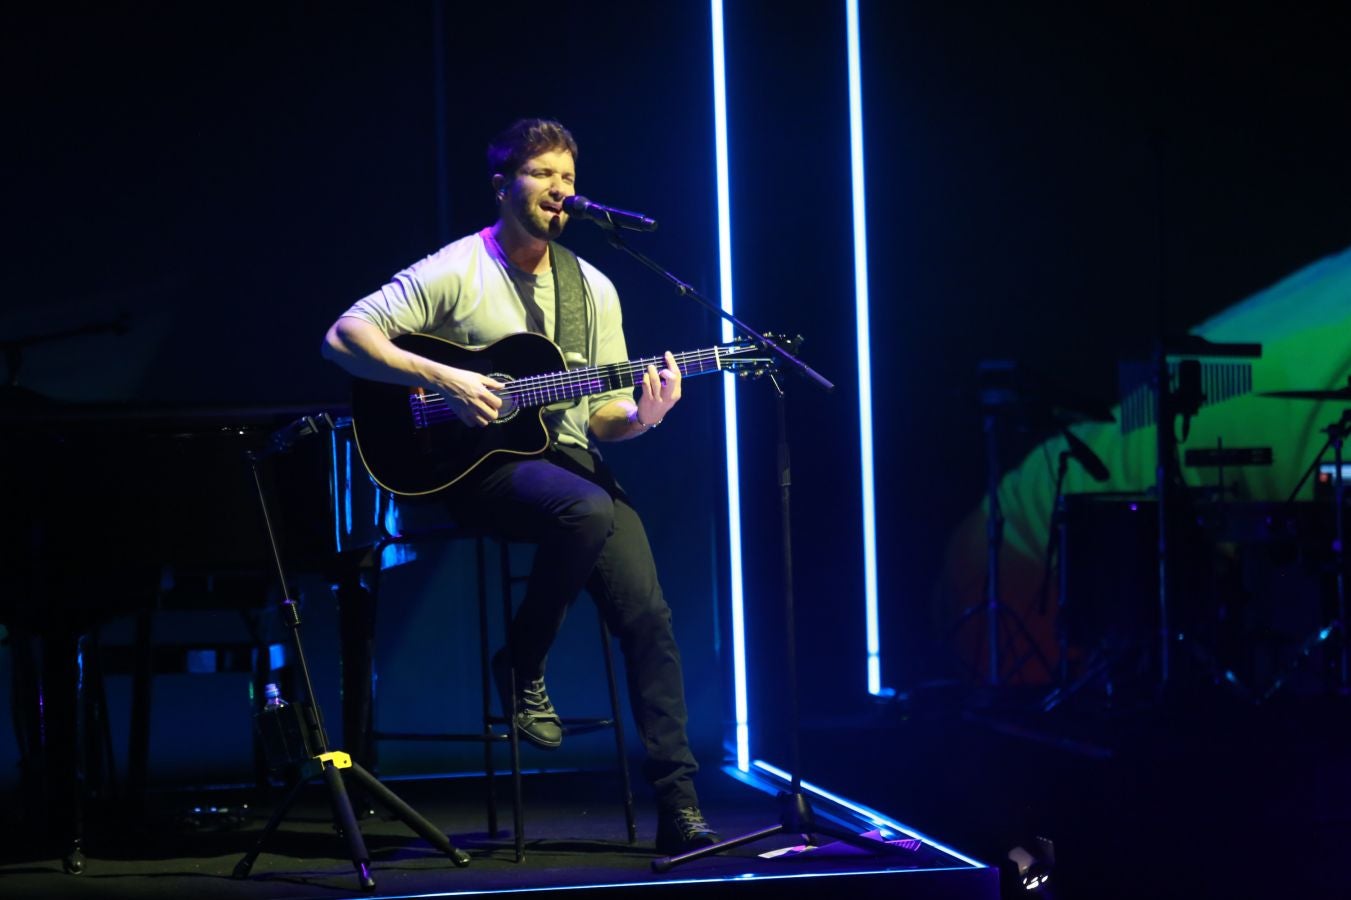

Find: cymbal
1260;378;1351;401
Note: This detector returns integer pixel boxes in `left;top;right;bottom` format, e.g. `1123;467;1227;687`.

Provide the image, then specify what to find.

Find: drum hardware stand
1145;337;1262;691
1256;405;1351;700
1152;350;1196;690
1039;429;1113;710
951;362;1064;688
1177;441;1281;702
576;222;914;872
232;413;470;891
1042;447;1076;686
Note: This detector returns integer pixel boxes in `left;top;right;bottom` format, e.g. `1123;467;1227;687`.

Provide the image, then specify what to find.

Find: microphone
1062;427;1111;482
562;195;658;231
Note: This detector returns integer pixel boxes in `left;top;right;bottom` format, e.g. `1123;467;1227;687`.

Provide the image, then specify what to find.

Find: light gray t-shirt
340;229;632;449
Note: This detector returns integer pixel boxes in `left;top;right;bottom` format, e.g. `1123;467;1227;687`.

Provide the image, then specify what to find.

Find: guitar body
350;332;570;496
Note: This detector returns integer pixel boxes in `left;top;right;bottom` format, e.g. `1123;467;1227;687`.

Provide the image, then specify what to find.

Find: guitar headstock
717;333;803;379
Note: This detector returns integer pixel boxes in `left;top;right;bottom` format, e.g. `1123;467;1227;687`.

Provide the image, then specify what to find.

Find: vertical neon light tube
710;0;749;771
845;0;884;696
330;432;343;551
344;440;354;537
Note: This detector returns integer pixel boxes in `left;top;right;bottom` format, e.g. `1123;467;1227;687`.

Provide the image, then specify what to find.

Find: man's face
500;148;576;241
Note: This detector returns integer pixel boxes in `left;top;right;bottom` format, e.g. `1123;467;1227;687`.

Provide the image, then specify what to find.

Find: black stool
335;512;637;861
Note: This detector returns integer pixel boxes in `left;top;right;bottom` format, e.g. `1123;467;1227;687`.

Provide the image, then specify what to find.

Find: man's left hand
637;351;682;427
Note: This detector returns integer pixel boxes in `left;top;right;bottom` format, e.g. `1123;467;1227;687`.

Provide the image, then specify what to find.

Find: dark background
4;1;1351;783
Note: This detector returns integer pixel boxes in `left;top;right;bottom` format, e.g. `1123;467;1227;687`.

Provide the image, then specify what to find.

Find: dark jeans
445;443;700;811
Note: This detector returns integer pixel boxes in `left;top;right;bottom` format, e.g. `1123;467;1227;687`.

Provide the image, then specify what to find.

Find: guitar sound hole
490;373;520;423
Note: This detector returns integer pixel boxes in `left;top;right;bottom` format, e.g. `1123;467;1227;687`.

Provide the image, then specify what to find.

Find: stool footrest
483;715;616;731
372;730;509;743
561;722;618;737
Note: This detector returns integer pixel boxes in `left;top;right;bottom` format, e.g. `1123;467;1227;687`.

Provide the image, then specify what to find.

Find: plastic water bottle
257;682;307;767
263;683;287;710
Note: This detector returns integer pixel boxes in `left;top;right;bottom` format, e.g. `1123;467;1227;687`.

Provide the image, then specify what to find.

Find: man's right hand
429;364;504;427
322;318;505;428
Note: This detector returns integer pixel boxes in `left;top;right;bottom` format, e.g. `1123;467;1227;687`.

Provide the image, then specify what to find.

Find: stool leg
127;608;153;813
476;535;498;837
500;538;524;862
82;628;117;803
335;573;377;771
598;616;636;844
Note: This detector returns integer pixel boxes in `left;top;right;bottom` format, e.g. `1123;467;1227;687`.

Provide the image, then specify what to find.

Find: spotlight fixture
1008;836;1055;891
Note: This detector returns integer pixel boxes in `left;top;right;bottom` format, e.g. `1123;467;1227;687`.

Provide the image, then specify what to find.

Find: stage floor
0;766;997;900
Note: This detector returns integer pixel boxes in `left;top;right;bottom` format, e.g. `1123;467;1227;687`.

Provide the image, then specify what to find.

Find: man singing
322;118;719;854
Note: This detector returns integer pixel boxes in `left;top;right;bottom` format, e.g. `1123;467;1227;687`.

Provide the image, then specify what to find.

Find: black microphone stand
231;414;470;891
587;226;912;872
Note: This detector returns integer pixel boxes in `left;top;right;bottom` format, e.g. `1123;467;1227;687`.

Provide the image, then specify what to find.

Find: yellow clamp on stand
304;750;353;778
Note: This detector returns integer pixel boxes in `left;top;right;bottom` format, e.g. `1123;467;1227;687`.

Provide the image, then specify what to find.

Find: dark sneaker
491;648;563;750
655;806;720;855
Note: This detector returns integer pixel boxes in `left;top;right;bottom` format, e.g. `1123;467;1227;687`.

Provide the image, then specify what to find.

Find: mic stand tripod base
651;790;916;874
239;426;468;891
232;749;471;890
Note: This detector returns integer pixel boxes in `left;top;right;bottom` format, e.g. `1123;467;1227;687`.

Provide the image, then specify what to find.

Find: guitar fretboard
501;348;726;407
410;347;729;427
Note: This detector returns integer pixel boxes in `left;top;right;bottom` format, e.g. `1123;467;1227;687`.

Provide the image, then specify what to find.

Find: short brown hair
487;118;578;182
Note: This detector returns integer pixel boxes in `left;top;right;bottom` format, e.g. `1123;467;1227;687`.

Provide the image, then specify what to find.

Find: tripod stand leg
1259;620;1342;703
804;819;922;855
233;772;310;880
1041;649;1110;712
651;791;919;874
777;790;919;857
652;823;787;873
321;761;376;890
347;763;471;867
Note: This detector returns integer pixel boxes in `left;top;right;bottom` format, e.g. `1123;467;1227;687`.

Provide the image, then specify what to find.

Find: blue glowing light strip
330;432;342;551
845;0;883;696
751;761;987;868
366;864;972;899
344;440;354;536
710;0;749;773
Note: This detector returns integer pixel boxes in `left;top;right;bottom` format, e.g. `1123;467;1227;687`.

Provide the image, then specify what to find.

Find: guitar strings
411;347;733;423
425;349;725;401
495;349;725;397
415;349;724;416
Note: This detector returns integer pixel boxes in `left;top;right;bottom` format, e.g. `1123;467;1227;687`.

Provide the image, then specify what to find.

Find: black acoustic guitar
350;331;773;496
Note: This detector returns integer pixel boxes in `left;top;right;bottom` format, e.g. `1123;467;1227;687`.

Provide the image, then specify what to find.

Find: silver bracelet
635;412;661;429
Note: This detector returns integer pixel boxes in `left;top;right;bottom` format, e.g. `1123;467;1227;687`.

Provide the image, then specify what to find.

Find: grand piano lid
0;398;351;436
